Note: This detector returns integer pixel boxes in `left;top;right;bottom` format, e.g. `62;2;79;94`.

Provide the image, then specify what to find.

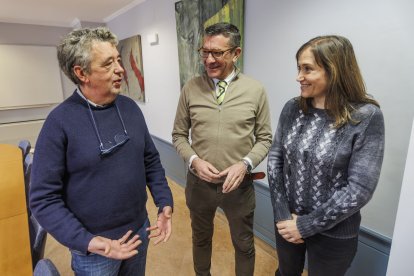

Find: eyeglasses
87;101;130;155
198;47;236;59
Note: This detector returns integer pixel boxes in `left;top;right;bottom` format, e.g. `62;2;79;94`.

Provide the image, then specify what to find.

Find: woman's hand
276;214;304;244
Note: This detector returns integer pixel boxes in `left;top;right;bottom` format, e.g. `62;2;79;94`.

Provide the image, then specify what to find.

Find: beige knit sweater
172;71;272;171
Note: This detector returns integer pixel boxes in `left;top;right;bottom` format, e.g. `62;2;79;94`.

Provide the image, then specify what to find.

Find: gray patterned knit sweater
267;98;384;239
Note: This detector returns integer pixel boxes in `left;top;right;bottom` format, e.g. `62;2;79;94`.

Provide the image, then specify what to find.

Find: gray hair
204;22;241;48
57;27;118;85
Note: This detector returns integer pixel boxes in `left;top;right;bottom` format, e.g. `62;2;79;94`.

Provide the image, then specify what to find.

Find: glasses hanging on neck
86;101;130;155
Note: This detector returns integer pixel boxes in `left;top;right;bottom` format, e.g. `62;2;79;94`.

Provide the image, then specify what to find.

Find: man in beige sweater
172;22;272;276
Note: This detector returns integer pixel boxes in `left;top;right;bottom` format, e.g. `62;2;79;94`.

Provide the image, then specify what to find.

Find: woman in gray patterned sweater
267;35;384;276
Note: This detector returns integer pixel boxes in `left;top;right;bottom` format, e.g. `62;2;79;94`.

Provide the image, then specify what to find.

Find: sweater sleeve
172;84;197;163
296;107;385;238
29;116;94;253
267;101;294;222
143;121;174;214
246;86;273;167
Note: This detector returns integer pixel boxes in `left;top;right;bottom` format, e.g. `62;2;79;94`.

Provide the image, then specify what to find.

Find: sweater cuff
188;155;198;169
79;232;96;255
296;214;317;238
242;157;253;169
157;203;174;215
273;203;292;222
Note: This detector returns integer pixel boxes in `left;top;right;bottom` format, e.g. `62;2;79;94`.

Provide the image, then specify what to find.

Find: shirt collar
212;68;236;86
76;87;107;108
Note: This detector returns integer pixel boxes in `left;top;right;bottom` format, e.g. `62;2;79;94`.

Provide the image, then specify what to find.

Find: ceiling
0;0;146;27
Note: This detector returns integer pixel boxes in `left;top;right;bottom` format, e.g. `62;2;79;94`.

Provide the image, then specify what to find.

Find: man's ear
233;47;242;63
73;65;89;83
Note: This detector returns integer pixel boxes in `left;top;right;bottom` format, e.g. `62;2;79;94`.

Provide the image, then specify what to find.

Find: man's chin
111;89;121;95
206;71;220;79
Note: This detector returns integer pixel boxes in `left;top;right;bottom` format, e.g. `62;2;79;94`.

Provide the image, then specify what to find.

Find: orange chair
0;144;32;275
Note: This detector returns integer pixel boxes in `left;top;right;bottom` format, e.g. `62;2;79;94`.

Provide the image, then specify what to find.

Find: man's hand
276;214;304;244
87;230;141;259
192;158;222;183
147;206;172;245
219;161;247;193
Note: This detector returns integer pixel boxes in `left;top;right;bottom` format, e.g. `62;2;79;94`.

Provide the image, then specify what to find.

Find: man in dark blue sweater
29;27;173;275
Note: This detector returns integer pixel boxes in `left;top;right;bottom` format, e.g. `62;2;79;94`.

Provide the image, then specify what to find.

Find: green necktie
216;80;227;105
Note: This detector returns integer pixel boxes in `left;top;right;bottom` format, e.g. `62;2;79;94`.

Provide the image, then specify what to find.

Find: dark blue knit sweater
29;91;173;253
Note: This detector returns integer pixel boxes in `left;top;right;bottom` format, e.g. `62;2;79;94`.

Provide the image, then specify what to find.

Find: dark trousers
275;231;358;276
185;172;256;276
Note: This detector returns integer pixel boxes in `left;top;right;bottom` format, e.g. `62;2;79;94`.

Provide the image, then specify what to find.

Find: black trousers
186;172;256;276
275;230;358;276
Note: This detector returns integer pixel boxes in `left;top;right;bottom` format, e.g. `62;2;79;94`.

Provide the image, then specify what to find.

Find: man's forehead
202;35;230;50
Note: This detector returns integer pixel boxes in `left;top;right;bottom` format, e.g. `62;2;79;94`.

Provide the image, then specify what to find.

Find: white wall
0;22;74;125
386;119;414;275
0;120;44;146
111;0;414;238
108;0;181;141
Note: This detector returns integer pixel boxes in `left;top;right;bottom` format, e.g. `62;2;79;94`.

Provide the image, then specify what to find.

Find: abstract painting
117;35;145;102
175;0;244;88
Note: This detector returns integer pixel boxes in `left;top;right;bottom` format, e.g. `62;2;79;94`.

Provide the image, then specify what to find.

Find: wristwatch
241;159;252;173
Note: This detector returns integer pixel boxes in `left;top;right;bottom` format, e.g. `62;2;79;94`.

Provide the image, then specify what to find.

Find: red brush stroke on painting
121;58;130;90
129;50;145;92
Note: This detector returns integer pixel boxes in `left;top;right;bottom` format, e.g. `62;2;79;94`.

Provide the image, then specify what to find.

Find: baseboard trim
151;134;391;275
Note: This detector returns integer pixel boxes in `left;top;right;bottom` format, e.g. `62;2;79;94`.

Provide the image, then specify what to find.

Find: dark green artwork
175;0;245;88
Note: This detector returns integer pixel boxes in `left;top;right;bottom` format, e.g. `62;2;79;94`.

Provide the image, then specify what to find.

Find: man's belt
245;171;266;181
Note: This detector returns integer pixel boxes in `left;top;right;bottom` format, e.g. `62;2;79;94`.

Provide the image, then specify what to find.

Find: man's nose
115;62;125;74
205;53;216;63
